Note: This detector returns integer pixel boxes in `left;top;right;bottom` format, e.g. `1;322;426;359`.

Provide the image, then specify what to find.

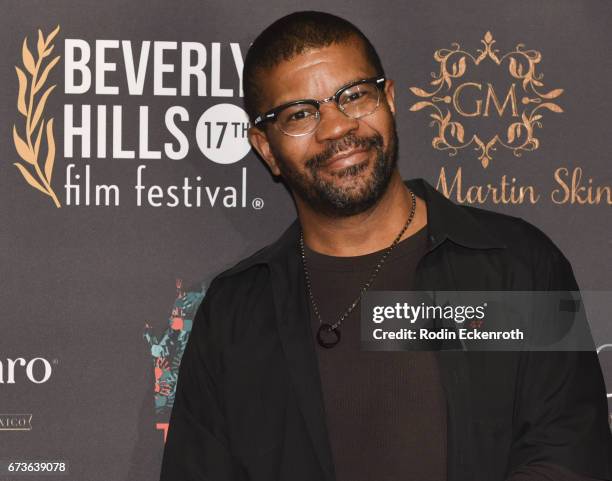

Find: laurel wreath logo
13;25;61;207
409;31;563;168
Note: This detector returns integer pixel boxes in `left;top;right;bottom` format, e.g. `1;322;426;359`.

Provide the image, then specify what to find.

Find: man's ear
384;79;396;116
248;126;282;177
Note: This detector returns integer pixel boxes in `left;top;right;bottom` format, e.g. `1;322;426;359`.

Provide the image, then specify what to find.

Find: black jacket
160;178;612;481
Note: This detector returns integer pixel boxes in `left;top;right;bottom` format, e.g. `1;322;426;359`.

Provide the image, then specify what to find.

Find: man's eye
344;91;365;103
288;110;313;122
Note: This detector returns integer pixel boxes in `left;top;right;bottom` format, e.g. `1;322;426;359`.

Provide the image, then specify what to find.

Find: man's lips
323;147;369;169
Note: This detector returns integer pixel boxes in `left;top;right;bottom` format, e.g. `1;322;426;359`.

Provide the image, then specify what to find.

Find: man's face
248;38;398;218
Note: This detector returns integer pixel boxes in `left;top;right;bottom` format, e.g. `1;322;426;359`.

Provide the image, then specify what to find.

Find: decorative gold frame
409;31;563;168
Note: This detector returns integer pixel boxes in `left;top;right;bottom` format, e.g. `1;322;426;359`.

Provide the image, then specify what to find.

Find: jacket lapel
268;220;336;481
411;179;478;481
414;244;475;481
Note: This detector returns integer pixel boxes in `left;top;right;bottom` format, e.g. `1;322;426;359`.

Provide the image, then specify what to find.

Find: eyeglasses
253;76;386;137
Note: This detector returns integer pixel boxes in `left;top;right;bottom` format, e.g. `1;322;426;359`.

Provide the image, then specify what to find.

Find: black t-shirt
303;224;447;481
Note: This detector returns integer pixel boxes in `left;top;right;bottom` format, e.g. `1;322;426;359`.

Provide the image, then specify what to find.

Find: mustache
306;133;384;169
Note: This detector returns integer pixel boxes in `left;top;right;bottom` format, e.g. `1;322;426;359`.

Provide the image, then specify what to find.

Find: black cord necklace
299;189;417;348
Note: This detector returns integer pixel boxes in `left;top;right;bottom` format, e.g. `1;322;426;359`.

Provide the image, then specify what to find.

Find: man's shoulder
464;203;564;255
460;204;573;284
208;220;299;287
206;242;274;296
193;244;274;343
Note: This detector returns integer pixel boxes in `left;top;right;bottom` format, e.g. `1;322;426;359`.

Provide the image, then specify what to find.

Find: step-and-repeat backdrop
1;1;611;479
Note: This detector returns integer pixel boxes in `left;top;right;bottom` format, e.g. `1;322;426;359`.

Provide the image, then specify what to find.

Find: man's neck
297;172;428;257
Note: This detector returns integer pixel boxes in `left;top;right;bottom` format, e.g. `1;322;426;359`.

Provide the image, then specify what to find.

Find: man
160;11;612;481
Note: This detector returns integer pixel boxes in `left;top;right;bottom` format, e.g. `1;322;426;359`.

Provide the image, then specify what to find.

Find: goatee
275;126;399;218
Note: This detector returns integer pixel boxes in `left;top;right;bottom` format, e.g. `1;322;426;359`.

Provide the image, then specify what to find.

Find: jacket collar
218;177;506;280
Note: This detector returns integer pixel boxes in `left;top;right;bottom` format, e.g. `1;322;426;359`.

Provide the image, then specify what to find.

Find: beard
273;123;399;218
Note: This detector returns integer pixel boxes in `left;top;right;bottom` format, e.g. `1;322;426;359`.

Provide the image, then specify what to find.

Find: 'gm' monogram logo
409;31;563;168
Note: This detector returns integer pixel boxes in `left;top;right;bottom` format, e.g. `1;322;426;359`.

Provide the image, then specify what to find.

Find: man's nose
314;103;359;142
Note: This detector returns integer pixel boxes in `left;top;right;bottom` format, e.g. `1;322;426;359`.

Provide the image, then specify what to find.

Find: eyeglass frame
252;76;386;136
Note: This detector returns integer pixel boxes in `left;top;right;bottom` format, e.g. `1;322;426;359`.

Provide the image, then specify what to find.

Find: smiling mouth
324;148;370;170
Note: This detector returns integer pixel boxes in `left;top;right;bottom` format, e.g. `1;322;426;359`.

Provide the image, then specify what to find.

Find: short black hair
243;11;386;124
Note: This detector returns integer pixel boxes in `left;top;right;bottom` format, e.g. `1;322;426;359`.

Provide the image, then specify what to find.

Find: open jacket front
160;178;612;481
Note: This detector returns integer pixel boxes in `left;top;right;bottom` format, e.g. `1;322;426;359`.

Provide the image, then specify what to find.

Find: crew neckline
302;224;428;272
